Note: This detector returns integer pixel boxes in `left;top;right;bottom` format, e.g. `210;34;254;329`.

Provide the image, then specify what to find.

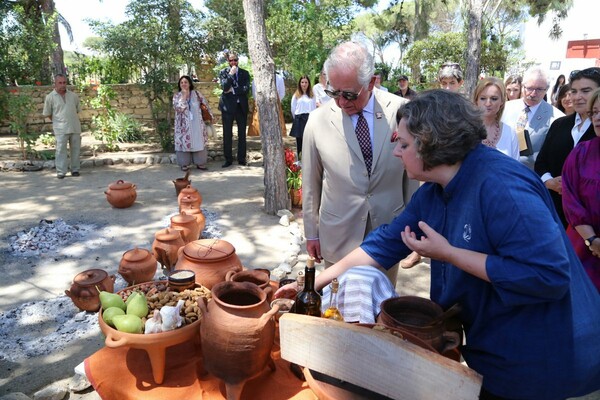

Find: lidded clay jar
104;179;137;208
118;247;157;285
168;269;196;292
179;204;206;233
152;227;186;271
65;269;116;311
177;185;202;211
170;211;200;244
174;239;243;289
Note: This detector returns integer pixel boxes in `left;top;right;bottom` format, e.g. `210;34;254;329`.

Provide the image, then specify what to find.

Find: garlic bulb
144;310;163;334
160;299;185;332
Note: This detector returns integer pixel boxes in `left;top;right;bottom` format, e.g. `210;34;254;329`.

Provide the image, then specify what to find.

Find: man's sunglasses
324;86;364;101
569;67;600;81
229;58;239;62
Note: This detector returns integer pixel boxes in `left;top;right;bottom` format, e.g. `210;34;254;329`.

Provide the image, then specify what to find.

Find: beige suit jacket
302;90;416;264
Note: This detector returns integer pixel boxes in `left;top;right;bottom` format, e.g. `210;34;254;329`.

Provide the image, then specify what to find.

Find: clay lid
171;211;196;223
108;179;134;190
122;247;151;262
73;269;109;287
155;227;183;241
180;185;199;195
182;239;236;261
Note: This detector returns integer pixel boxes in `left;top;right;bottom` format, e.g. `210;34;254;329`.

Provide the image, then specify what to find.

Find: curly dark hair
396;90;486;170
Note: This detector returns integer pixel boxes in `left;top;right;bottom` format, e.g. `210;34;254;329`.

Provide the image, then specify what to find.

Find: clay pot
104;179;137;208
377;296;461;355
174;239;243;289
173;170;191;196
179;204;206;234
118;247;157;286
98;282;201;384
198;281;280;400
177;185;202;211
152;227;186;271
226;269;272;302
65;269;116;312
290;188;302;208
168;269;196;292
170;211;201;243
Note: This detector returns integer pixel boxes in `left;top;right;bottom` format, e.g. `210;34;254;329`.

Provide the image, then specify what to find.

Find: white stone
277;209;294;219
68;373;91;393
288;244;302;254
277;262;293;273
32;383;67;400
0;393;32;400
278;215;290;226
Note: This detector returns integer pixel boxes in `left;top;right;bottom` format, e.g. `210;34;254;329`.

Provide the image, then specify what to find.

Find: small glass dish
270;298;295;321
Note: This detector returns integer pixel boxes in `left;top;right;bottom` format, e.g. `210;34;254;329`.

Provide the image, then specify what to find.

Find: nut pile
119;281;211;330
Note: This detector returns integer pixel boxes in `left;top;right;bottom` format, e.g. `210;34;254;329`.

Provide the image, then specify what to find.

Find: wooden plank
279;313;482;400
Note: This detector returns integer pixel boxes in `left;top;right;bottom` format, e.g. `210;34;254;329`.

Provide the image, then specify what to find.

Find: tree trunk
243;0;290;215
42;0;66;76
464;0;483;97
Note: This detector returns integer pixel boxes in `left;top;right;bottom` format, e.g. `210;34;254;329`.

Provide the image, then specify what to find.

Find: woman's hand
274;282;298;300
400;221;452;261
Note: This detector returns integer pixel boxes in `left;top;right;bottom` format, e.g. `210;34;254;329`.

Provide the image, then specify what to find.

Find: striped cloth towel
320;265;398;323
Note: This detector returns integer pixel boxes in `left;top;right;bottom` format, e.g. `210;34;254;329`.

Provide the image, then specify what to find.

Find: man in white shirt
534;67;600;226
501;67;564;169
374;72;388;92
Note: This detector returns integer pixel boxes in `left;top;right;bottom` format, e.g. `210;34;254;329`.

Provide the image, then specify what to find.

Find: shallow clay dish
97;281;204;384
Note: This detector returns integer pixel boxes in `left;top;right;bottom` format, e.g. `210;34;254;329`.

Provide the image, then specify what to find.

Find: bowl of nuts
97;280;211;384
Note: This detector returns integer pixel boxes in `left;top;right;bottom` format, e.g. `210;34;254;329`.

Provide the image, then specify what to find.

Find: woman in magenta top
562;87;600;292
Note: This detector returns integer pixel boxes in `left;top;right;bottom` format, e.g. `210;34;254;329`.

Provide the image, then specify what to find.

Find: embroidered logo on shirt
463;224;472;242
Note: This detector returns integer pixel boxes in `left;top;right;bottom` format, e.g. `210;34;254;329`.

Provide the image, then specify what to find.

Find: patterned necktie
355;112;372;176
516;105;530;152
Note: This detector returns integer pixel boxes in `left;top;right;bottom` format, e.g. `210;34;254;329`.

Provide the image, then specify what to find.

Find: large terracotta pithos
198;281;279;400
177;185;202;211
152;227;186;271
170;211;200;244
104;179;137;208
118;247;157;285
65;269;116;311
179;204;206;233
174;239;243;289
377;296;461;356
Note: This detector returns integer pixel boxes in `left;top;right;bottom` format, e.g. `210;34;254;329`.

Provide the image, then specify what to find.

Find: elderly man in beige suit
302;41;417;285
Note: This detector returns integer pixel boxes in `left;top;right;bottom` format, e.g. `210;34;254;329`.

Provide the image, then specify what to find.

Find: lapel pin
375;112;383;119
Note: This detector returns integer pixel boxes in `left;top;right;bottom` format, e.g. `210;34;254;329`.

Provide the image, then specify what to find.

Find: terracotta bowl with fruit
97;281;211;384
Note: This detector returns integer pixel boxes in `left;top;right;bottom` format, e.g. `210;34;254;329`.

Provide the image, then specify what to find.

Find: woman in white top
290;75;317;158
473;77;519;160
312;69;330;108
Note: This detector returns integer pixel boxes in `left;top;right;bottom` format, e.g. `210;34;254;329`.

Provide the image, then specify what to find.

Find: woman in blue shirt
277;90;600;399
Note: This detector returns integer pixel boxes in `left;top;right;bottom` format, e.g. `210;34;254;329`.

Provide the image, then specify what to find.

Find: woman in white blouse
473;77;519;160
290;75;317;158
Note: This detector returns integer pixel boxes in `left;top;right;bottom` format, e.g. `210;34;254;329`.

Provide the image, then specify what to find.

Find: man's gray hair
523;67;549;89
323;41;374;87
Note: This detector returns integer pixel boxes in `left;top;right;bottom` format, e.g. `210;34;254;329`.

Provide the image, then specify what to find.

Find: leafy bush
38;132;56;147
109;113;144;142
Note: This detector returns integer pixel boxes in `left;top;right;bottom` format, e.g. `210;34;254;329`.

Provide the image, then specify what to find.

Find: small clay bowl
270;298;295;322
279;278;296;288
168;269;196;292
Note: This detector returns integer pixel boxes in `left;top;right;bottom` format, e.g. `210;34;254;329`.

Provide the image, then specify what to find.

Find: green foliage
38;133;56;147
89;84;119;151
68;54;132;85
6;89;37;160
110;114;144;142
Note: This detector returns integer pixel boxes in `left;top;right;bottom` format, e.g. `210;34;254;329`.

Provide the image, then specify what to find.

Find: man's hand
229;65;238;76
545;176;562;195
306;239;322;264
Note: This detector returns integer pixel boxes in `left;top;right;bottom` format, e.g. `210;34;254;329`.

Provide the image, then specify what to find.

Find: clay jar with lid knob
177;185;202;212
104;179;137;208
169;211;200;243
65;269;116;311
198;281;279;400
179;204;206;234
118;247;158;286
174;239;242;289
152;227;186;272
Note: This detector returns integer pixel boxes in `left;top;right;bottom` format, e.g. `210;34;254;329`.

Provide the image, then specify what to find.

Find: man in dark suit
218;52;250;167
535;67;600;227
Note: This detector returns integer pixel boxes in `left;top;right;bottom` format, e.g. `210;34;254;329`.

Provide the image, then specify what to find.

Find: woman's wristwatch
584;235;598;247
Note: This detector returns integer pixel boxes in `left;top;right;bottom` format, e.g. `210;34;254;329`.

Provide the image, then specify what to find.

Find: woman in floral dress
173;75;212;171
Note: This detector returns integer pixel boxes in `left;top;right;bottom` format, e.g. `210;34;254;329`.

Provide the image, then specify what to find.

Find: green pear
125;291;141;306
112;314;143;334
103;307;125;327
126;291;149;318
98;289;126;311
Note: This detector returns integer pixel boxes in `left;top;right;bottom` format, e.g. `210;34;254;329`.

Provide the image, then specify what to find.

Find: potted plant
284;148;302;207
